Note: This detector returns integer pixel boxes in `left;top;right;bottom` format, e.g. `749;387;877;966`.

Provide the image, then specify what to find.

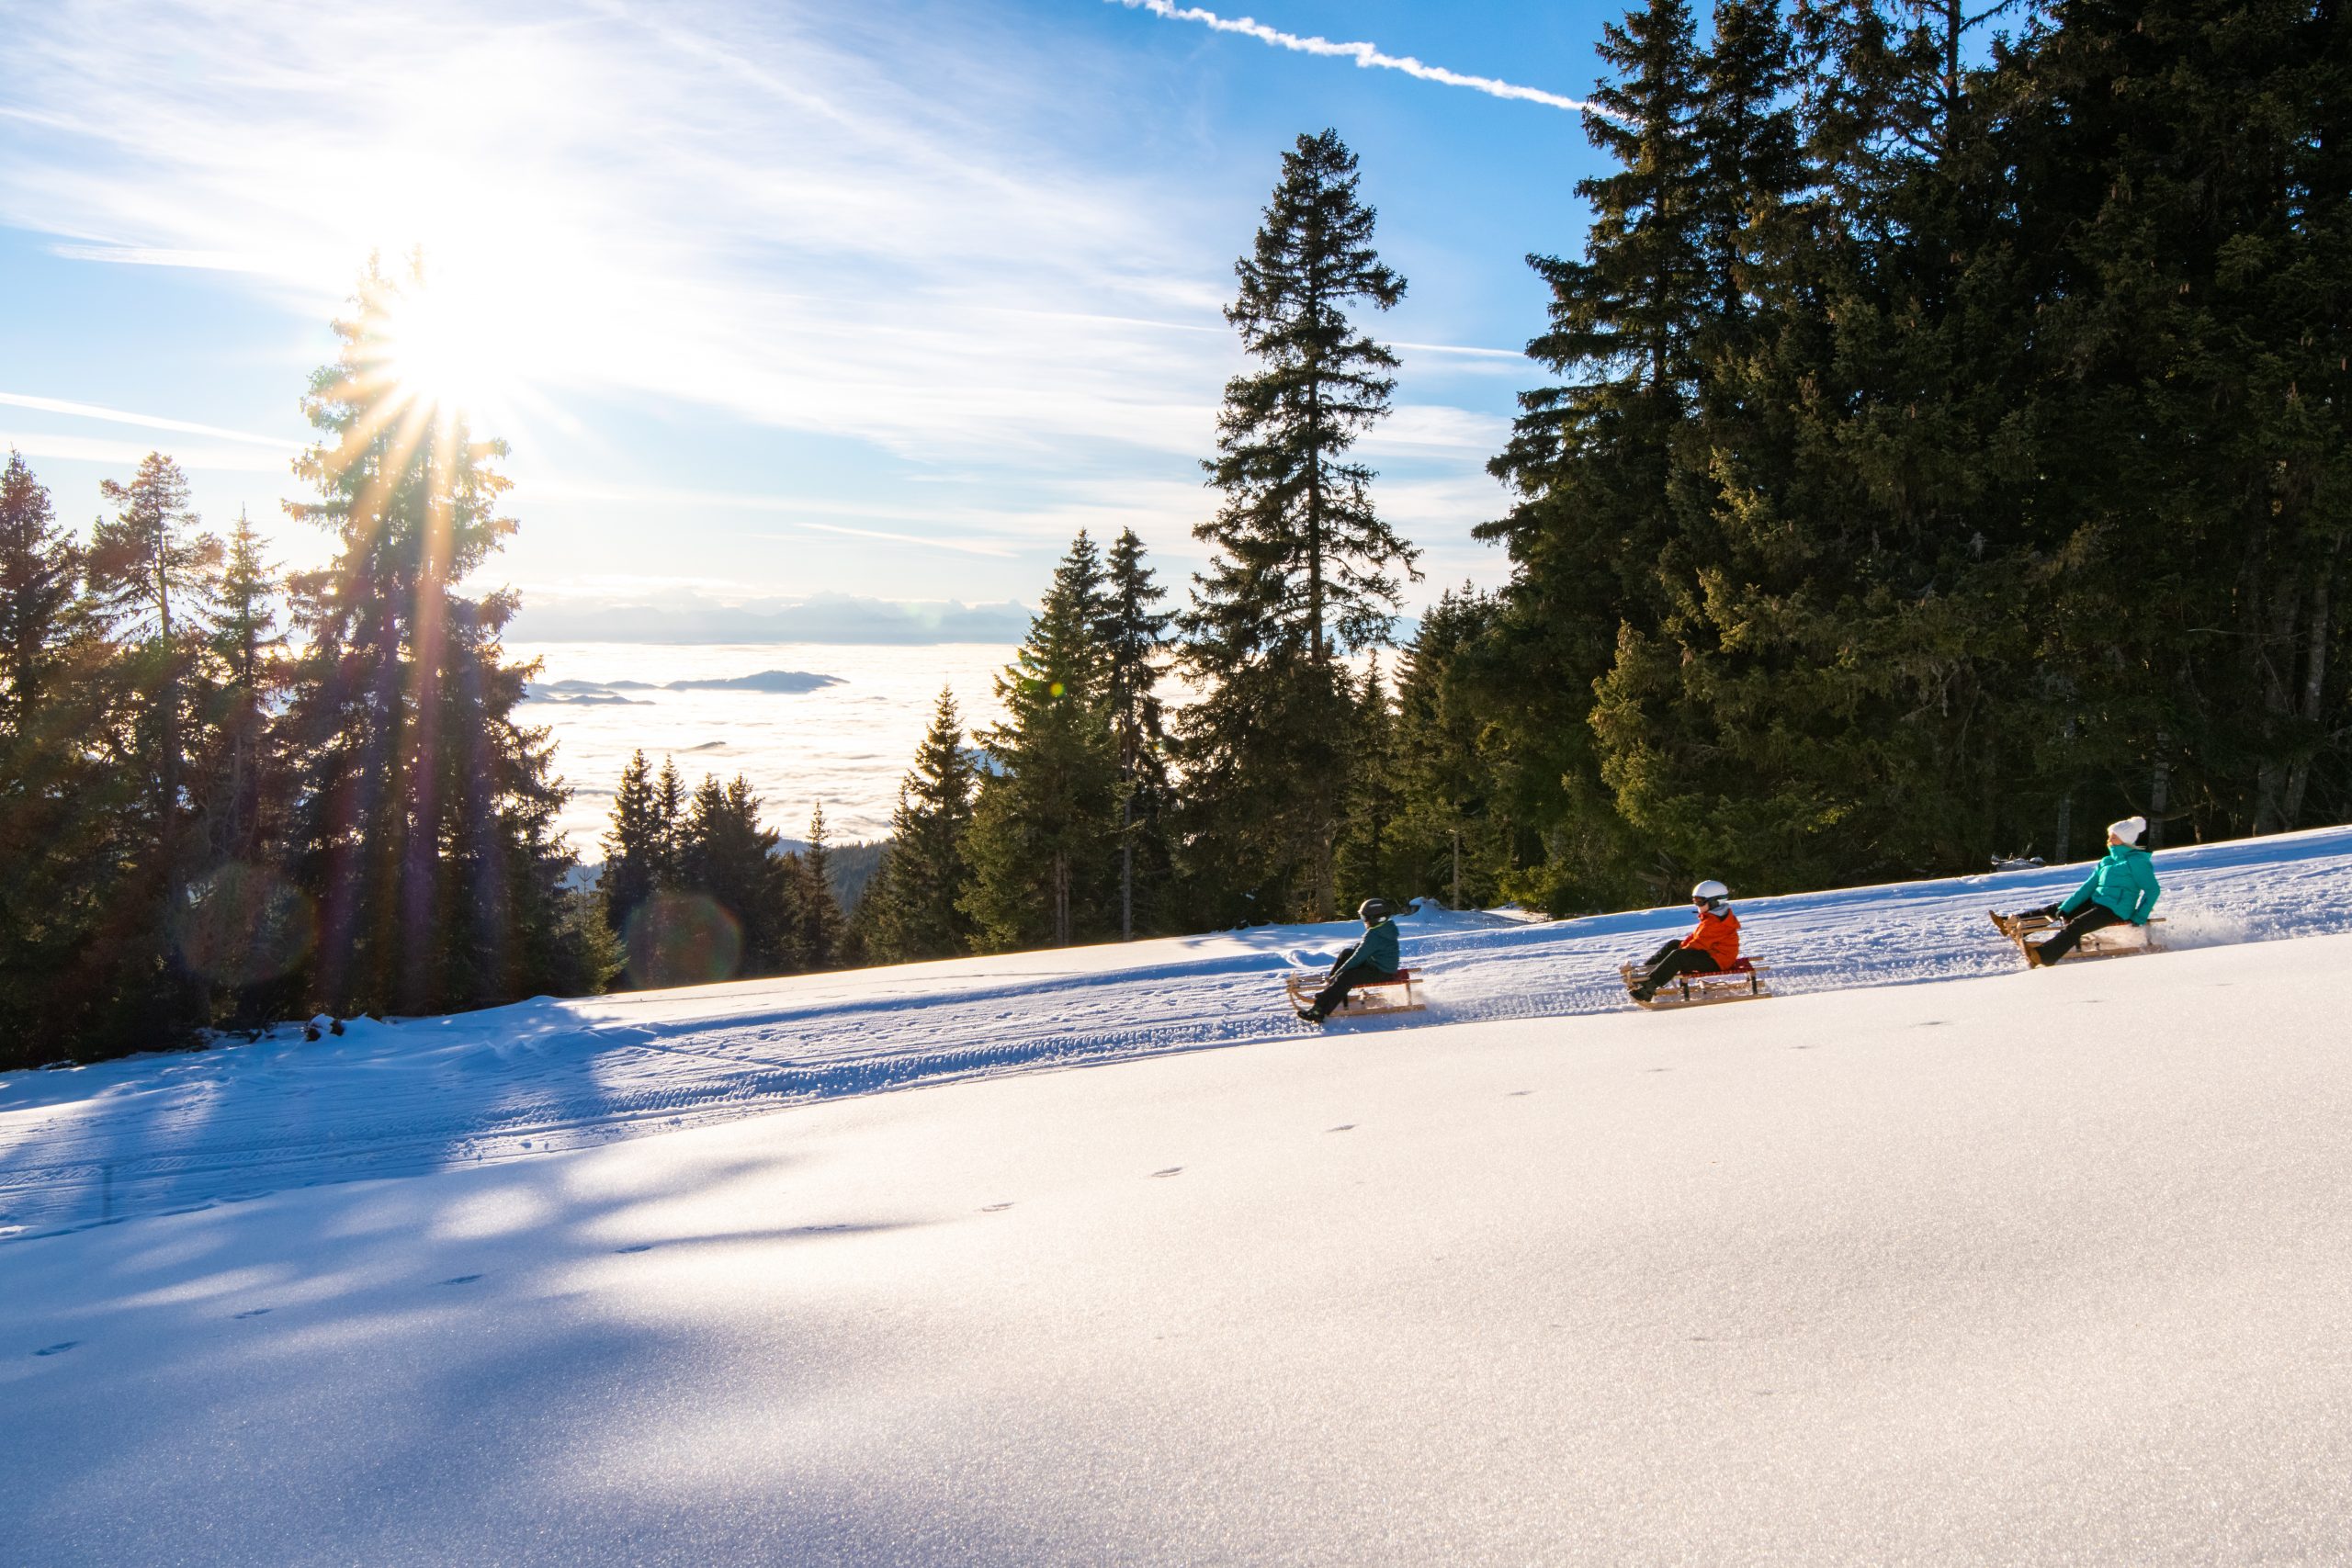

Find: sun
379;279;515;427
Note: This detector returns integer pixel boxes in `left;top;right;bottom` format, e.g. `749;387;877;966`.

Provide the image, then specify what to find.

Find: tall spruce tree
1181;129;1416;920
1392;586;1510;909
278;255;583;1015
1476;0;1711;908
179;509;303;1021
194;510;283;871
793;804;847;968
84;452;222;1034
1;452;85;738
90;452;221;903
964;533;1120;950
678;773;793;976
1333;659;1407;910
601;748;678;946
862;688;978;962
0;455;121;1063
1100;528;1172;939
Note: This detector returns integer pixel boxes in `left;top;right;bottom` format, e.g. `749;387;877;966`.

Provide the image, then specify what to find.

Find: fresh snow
4;829;2352;1563
6;826;2349;1239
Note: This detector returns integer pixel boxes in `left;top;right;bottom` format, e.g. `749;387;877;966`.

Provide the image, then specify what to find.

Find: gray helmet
1358;897;1392;922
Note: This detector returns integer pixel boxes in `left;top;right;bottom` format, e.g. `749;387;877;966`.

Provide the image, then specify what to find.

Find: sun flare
379;279;515;427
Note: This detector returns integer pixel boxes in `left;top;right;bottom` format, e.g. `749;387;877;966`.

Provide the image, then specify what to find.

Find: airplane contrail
1107;0;1614;118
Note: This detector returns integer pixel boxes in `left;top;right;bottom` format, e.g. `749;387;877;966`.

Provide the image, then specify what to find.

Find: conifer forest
4;0;2345;1065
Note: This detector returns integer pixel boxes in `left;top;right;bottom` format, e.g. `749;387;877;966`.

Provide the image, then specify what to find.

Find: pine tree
1334;659;1406;910
862;688;978;962
89;452;222;898
0;451;85;736
677;773;791;976
178;510;304;1021
964;533;1121;951
1474;0;1712;908
601;749;674;941
1393;586;1509;909
1100;528;1171;939
195;510;284;869
277;254;582;1015
796;803;847;968
0;455;121;1064
79;451;224;1035
1181;129;1417;920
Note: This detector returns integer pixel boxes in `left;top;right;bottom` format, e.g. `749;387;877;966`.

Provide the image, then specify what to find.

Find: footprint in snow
614;1245;655;1255
33;1341;78;1357
1150;1168;1183;1179
232;1308;273;1319
1327;1124;1355;1133
979;1202;1013;1213
439;1274;483;1286
1508;1090;1534;1098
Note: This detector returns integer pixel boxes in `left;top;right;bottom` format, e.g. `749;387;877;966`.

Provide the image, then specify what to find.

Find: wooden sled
1619;957;1774;1010
1284;967;1427;1019
1989;910;2165;964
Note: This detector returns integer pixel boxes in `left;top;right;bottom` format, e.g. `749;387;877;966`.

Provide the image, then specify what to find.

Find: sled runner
1283;968;1426;1019
1989;909;2165;964
1618;956;1773;1010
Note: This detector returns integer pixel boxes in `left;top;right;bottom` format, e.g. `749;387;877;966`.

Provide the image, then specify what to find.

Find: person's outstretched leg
1306;966;1400;1021
1633;947;1721;1002
2032;905;2125;965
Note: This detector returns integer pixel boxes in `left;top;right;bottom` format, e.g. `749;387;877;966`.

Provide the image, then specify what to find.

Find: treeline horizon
6;0;2345;1063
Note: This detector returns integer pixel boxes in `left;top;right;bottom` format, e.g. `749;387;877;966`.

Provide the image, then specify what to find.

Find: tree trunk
1053;852;1069;947
1119;792;1134;942
2281;541;2339;828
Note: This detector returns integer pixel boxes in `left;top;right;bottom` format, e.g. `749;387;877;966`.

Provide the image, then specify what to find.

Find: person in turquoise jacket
1299;898;1404;1022
2002;816;2161;965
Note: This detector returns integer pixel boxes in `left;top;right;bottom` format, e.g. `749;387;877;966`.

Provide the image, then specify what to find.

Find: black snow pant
1633;940;1721;999
2022;902;2128;964
1311;964;1401;1018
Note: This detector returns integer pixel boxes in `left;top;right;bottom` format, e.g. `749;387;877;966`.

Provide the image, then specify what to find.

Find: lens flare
623;892;744;990
175;863;318;987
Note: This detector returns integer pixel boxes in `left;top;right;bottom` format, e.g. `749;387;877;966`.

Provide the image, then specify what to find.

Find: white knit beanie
2108;816;2146;845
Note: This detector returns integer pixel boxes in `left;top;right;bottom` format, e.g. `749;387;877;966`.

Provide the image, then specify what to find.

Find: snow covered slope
6;826;2352;1238
6;926;2351;1564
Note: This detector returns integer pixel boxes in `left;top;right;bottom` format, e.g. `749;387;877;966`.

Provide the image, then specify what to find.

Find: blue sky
0;0;1625;634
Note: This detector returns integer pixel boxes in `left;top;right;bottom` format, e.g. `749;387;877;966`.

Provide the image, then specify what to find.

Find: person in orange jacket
1629;880;1741;1002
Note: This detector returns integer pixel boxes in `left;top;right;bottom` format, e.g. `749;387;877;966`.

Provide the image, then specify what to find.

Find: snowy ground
6;827;2350;1240
7;914;2352;1562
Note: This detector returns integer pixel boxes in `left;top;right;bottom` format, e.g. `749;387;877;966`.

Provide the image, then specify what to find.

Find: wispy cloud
0;429;291;475
0;392;300;449
783;522;1019;558
1107;0;1612;118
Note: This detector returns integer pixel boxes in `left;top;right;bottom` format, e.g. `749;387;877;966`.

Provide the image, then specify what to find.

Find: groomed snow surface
6;829;2352;1563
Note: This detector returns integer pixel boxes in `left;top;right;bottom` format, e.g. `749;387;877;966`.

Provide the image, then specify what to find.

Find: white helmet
1691;879;1729;903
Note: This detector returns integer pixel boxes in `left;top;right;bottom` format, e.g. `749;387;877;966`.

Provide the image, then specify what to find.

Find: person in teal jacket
1299;898;1404;1022
2001;816;2161;965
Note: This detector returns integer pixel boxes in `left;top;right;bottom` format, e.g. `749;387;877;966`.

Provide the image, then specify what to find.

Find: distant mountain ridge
512;592;1031;645
526;671;843;704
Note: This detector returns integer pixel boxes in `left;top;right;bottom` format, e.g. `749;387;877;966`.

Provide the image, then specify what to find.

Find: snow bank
6;825;2351;1238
